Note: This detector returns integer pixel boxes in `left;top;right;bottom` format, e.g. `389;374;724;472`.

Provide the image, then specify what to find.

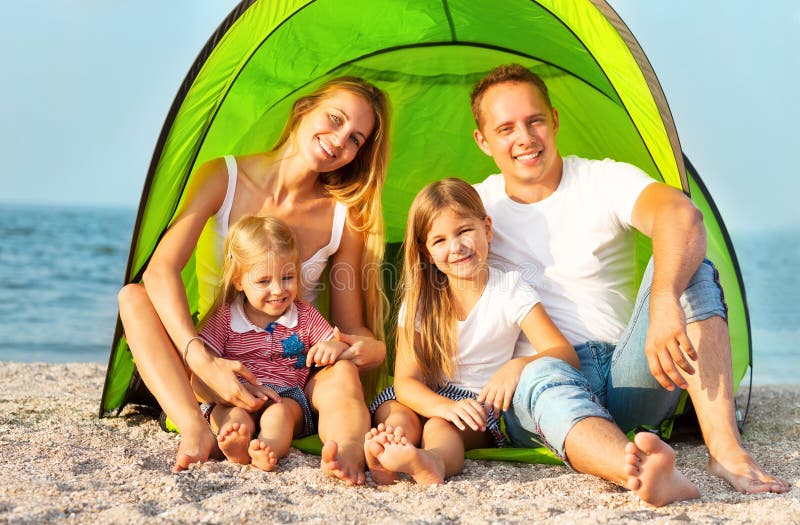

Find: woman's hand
434;398;488;432
189;348;269;411
242;383;282;404
478;358;527;415
330;327;386;371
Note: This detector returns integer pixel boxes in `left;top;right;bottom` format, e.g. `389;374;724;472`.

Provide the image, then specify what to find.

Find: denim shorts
201;383;315;437
503;258;727;462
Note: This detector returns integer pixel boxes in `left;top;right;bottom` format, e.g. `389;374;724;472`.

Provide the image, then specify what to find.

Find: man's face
473;81;561;197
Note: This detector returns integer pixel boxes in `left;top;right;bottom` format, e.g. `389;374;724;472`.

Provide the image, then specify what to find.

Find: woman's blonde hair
272;77;391;398
213;215;300;314
398;178;488;386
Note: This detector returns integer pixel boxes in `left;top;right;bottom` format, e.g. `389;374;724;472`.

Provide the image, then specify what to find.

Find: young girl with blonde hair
200;215;347;471
365;178;579;485
118;77;390;483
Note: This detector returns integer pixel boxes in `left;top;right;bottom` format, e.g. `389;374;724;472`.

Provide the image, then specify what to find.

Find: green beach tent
100;0;752;461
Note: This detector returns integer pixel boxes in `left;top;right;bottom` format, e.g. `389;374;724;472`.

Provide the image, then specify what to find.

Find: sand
0;362;797;524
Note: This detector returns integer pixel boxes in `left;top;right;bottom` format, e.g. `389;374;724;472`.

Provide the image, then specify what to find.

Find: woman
117;77;390;485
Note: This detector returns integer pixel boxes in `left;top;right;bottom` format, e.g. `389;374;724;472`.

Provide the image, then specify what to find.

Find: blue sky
1;1;798;233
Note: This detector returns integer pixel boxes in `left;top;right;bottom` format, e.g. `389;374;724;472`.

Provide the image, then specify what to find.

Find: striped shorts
201;383;315;438
369;384;506;447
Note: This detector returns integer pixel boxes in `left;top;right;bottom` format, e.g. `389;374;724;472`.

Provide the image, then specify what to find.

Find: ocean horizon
1;202;797;386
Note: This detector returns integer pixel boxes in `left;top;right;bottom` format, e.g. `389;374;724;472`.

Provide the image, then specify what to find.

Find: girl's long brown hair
397;178;488;386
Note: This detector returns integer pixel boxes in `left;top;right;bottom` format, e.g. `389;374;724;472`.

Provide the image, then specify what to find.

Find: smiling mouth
318;137;336;158
515;151;540;161
449;254;474;265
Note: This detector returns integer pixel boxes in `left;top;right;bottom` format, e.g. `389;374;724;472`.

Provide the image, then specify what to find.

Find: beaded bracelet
182;336;204;366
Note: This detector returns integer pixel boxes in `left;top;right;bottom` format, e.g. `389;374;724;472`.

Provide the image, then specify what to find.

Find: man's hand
645;292;698;390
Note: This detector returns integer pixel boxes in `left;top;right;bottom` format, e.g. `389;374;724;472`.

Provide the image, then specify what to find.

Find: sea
1;203;798;385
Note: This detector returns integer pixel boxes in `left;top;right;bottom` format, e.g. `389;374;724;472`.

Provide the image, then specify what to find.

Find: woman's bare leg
118;283;216;472
305;360;369;485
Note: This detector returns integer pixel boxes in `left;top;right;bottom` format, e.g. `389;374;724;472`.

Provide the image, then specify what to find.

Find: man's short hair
470;64;553;129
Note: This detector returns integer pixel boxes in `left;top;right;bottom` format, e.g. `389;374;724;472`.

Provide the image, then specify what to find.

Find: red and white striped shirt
200;296;334;388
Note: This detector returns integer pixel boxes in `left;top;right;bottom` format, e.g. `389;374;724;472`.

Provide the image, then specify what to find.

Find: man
471;64;788;506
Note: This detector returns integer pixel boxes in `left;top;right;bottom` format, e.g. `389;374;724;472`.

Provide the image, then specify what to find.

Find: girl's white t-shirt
399;268;541;394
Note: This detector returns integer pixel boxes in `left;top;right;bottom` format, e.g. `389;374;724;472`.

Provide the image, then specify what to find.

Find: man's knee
514;357;588;408
681;259;728;324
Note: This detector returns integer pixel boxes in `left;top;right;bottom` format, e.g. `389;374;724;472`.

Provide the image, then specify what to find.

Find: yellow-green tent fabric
101;0;752;463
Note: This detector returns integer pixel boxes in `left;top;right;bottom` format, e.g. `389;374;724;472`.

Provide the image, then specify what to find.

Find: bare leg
684;316;790;493
305;360;369;485
118;284;216;472
249;399;303;471
364;401;422;484
210;406;255;465
565;416;699;507
364;417;490;485
624;432;701;506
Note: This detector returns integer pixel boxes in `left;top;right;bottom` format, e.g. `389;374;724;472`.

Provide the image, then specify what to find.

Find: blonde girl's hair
398;178;488;386
272;76;391;398
212;215;301;315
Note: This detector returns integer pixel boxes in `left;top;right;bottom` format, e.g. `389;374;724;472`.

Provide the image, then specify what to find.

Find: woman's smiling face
295;89;376;173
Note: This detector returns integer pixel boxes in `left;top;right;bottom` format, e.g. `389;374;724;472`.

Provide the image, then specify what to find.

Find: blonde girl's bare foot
369;434;445;485
364;424;406;485
624;432;700;507
217;422;253;465
708;449;790;494
248;439;278;471
174;426;218;473
321;440;366;486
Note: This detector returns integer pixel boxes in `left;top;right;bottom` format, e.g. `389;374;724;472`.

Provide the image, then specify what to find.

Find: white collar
230;295;299;333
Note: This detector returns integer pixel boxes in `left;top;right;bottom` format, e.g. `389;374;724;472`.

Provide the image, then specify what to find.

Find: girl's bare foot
709;449;790;494
367;431;445;485
217;422;253;465
624;432;700;507
248;439;278;471
174;426;218;473
364;424;406;485
321;440;366;486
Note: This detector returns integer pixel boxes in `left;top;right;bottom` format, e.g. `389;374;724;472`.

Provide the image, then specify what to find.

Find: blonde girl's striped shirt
200;295;334;388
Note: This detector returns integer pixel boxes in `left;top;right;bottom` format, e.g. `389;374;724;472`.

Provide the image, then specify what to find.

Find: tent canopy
101;0;750;438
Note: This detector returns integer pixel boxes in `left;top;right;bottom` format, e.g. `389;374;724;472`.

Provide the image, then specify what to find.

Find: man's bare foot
366;431;445;485
174;426;218;473
248;439;278;471
709;449;790;494
217;422;253;465
321;440;366;486
624;432;700;507
364;423;406;485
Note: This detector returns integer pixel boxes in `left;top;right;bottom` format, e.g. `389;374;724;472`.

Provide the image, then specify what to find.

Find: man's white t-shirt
473;155;655;351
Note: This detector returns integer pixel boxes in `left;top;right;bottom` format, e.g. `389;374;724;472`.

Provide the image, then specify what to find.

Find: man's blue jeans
503;258;728;461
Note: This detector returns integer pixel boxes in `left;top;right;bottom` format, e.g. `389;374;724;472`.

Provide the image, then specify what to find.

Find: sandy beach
0;362;797;524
